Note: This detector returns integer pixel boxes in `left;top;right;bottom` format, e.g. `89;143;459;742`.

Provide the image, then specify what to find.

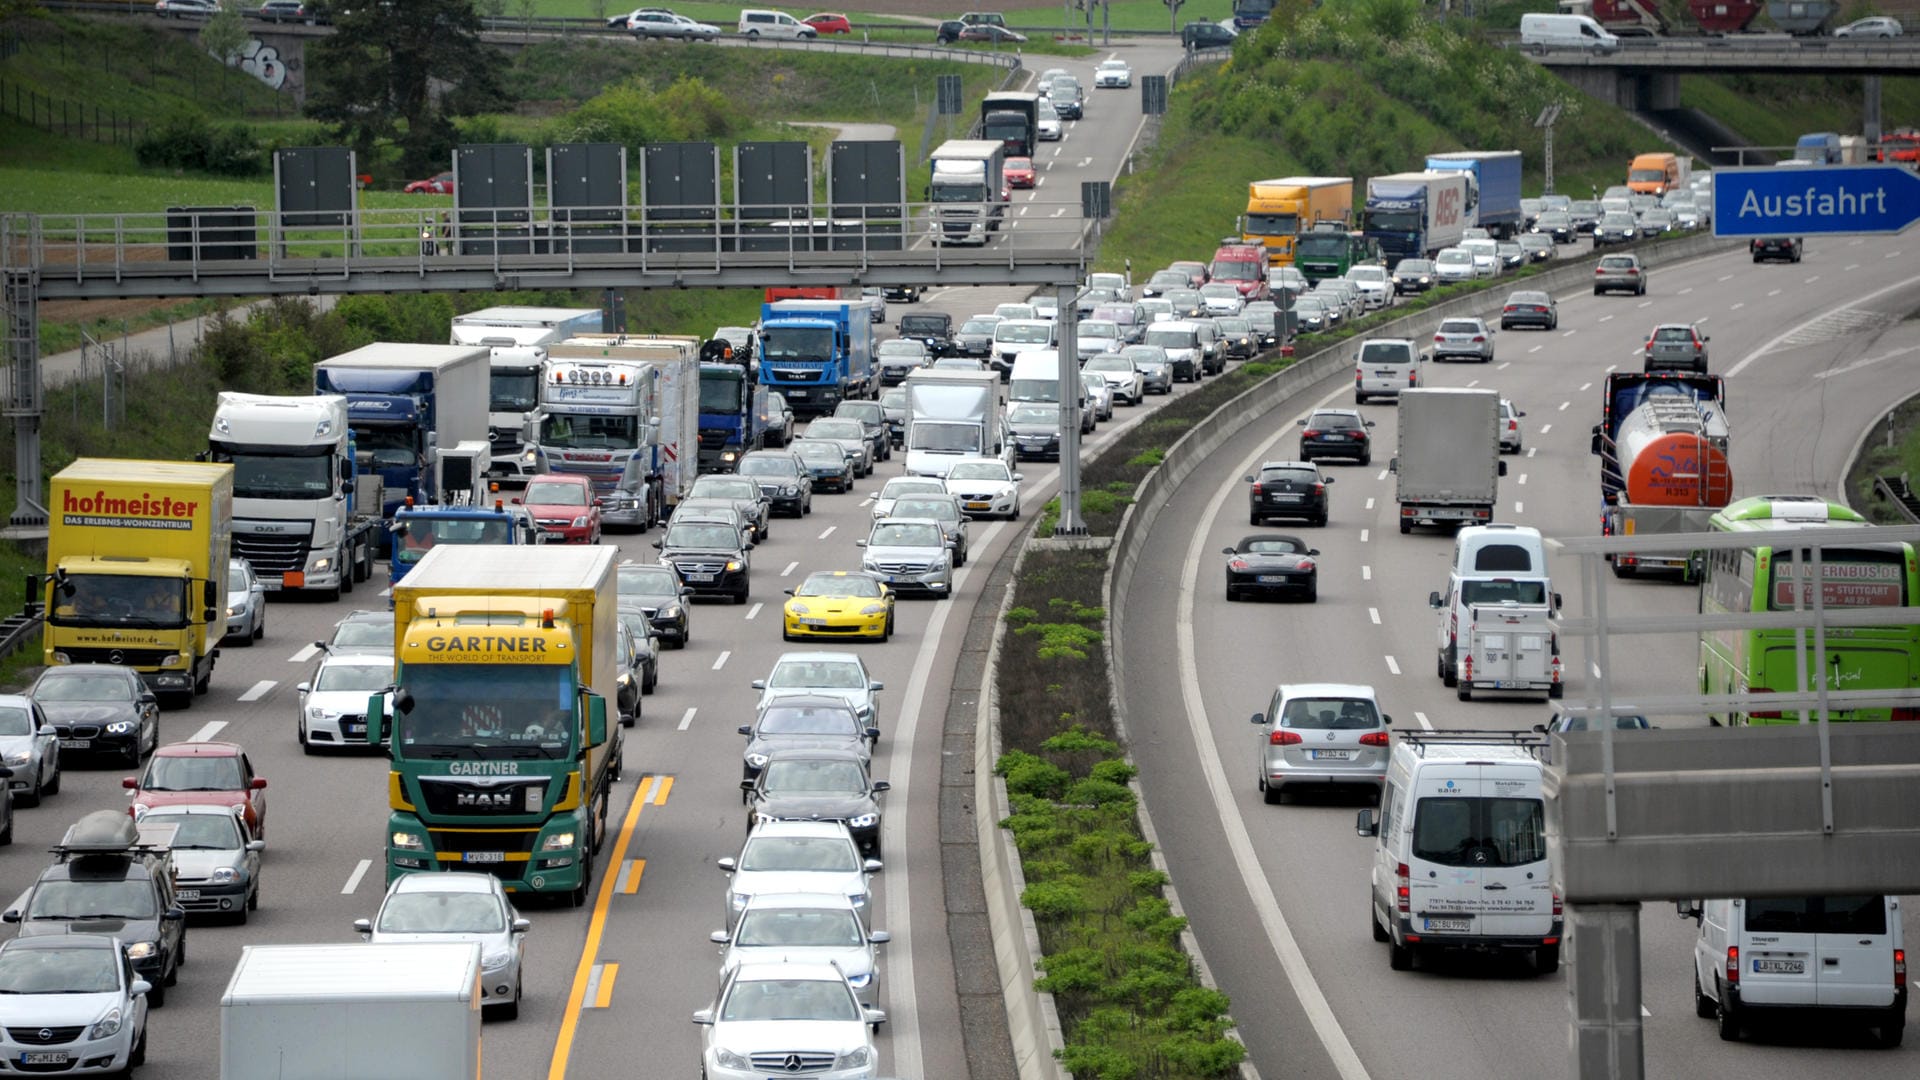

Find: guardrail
1874;476;1920;523
0;612;43;667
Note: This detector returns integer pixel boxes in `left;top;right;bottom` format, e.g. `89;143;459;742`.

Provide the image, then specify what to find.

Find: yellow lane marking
592;963;619;1009
621;859;646;895
651;776;674;804
546;775;658;1080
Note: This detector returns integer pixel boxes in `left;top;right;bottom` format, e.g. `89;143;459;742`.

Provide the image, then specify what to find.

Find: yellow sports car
783;570;896;642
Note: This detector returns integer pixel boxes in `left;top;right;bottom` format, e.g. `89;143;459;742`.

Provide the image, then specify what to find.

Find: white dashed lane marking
186;721;226;743
341;859;372;895
289;643;319;663
1384;656;1401;676
745;603;763;621
238;680;276;703
1369;608;1381;625
679;708;697;731
782;561;799;576
712;651;731;671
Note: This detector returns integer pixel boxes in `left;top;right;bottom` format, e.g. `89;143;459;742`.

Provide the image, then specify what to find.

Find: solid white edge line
1728;271;1920;377
1175;381;1373;1080
341;858;372;895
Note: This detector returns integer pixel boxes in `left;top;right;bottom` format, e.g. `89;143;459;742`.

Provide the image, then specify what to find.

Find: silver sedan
0;695;58;806
356;872;530;1019
224;557;267;646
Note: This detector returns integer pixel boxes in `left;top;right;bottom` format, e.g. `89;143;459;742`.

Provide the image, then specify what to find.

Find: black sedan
1297;409;1375;465
1224;535;1320;603
791;438;856;493
1499;290;1559;331
742;748;889;856
1245;460;1332;527
27;665;159;766
615;563;692;648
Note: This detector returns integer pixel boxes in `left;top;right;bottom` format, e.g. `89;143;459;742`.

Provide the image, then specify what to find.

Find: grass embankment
1846;394;1920;523
1094;0;1658;272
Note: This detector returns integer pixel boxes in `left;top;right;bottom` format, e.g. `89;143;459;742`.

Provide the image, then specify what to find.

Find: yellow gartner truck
1243;176;1355;266
377;545;620;906
39;459;234;706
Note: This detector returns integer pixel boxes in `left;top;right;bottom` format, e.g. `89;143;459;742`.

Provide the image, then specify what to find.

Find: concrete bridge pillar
1864;76;1882;141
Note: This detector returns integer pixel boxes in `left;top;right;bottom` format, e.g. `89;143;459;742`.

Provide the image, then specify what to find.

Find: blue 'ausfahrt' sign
1713;164;1920;239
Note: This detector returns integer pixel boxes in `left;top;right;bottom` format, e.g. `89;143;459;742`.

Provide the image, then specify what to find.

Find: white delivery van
1452;524;1548;579
738;8;816;38
1007;351;1093;429
1357;730;1562;974
1681;895;1906;1047
1353;337;1427;404
1519;13;1620;50
1429;576;1564;700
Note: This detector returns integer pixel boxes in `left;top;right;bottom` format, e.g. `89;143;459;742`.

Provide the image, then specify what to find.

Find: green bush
134;114;267;177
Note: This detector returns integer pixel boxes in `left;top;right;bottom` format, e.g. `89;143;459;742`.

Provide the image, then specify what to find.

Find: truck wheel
1398;519;1411;535
1535;945;1560;975
340;547;355;594
1388;939;1414;971
1457;685;1471;702
1549;682;1564;700
1443;646;1458;687
1716;983;1741;1041
1694;970;1715;1018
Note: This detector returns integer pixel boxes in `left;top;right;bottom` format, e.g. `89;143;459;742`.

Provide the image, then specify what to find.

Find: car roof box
60;810;141;852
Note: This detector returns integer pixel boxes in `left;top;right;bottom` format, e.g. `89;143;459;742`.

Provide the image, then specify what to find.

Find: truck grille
698;428;730;450
749;1051;835;1072
233;533;315;577
415;777;555;817
428;829;539;854
59;647;173;667
489;428;522;454
9;1027;82;1046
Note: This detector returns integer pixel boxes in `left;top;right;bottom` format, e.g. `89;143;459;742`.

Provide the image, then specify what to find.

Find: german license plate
59;739;89;750
260;578;282;592
1257;575;1288;584
1753;958;1805;974
1323;434;1346;440
799;619;828;628
177;889;200;901
1271;494;1301;503
788;390;810;399
687;573;717;583
1312;749;1355;760
463;851;504;864
344;723;366;736
1423;917;1471;932
1494;681;1517;689
21;1052;70;1065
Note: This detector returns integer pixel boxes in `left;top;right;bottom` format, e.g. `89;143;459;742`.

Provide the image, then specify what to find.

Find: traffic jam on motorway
8;19;1920;1075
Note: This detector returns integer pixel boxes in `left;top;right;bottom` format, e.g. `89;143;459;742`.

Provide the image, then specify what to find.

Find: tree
305;0;508;181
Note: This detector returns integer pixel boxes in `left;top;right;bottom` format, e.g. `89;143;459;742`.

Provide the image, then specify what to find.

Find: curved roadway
1120;233;1920;1079
0;43;1189;1079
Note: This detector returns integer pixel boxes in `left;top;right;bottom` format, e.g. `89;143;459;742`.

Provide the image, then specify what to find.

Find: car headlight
391;831;426;851
848;813;879;829
124;941;156;960
845;971;872;989
787;602;810;616
729;891;750;910
724;560;743;572
781;484;798;496
161;653;181;667
226;605;243;618
715;1048;752;1069
659;604;681;620
482;949;514;972
209;867;239;885
88;1007;122;1041
308;707;332;722
860;603;886;616
542;831;577;851
2;750;28;767
571;515;590;528
105;720;136;735
311;556;332;573
839;1047;873;1068
745;753;769;769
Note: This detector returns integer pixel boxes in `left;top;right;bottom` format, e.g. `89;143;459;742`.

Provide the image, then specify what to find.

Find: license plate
1270;494;1301;503
344;723;366;735
59;738;90;750
21;1053;70;1065
687;573;716;583
177;889;200;901
462;851;504;864
789;390;809;399
1753;958;1805;974
1257;575;1289;584
1322;434;1346;440
1374;370;1397;376
1311;749;1355;760
1423;917;1472;932
799;619;828;628
967;501;991;511
1494;681;1517;689
260;579;282;592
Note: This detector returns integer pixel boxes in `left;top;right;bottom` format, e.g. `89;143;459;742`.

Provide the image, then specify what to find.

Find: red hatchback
404;171;454;195
126;741;268;839
803;12;852;33
1004;156;1035;189
517;473;603;544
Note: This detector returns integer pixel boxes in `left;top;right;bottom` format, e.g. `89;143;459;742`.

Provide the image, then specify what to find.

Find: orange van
1626;152;1681;196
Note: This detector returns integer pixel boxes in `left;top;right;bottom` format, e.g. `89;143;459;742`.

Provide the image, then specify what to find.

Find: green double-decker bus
1698;494;1920;725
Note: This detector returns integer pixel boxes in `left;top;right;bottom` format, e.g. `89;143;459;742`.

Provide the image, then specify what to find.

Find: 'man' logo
455;791;517;808
1434;188;1462;227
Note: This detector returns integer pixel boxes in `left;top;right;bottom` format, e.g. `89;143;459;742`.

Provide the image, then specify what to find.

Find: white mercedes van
738;8;817;38
1353;337;1427;404
1519;13;1620;51
1357;730;1562;974
1681;895;1906;1047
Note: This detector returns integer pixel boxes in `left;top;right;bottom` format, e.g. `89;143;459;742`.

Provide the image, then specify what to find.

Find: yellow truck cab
41;459;233;705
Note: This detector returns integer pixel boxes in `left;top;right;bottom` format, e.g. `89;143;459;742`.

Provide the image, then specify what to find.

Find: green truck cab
375;546;619;906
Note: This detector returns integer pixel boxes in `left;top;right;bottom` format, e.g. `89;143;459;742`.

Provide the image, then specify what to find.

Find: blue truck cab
387;499;541;588
697;341;769;473
755;301;875;418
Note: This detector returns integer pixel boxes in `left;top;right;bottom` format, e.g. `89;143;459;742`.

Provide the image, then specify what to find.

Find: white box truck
902;368;1011;477
219;942;482;1080
1391;387;1505;534
543;334;702;529
449;306;604;482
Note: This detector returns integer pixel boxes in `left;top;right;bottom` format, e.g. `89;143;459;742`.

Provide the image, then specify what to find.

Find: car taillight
1395;863;1411;914
1270;730;1303;746
1472;335;1486;343
1552;890;1563;917
1503;305;1516;313
1463;653;1474;683
1627;268;1640;275
1750;687;1781;720
1892;708;1920;722
1297;559;1315;572
1551;655;1563;686
1312;484;1325;495
1433;334;1445;342
1407;370;1417;387
1896;948;1907;991
1251;482;1264;496
1726;945;1740;984
1303;429;1322;439
1595;268;1605;276
1230;559;1249;571
1359;732;1389;746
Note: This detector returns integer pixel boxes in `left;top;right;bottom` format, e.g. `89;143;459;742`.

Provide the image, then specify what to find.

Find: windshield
870;522;942;547
1143;329;1194;349
32;671;134;703
142;754;243;792
1437;251;1471;266
1363;210;1421;232
1628;168;1667;184
763;758;867;795
891;498;957;522
50;575;186;630
769;660;866;691
394;516;513;566
691;479;759;502
490;371;540;413
735;907;864;948
738;456;799;479
899;317;946;335
354;426;418;467
758;703;861;738
807;420;863;440
932;182;988;203
524;481;589;506
699;372;746;413
1411;797;1547;868
947;463;1009;482
877;342;924;361
395;664;575;758
1085;356;1131;373
796;575;882;600
1007;405;1057;426
762;327;835;362
739;835;859;872
665;524;739;550
0;705;32;737
540;413;638;451
1210;258;1261;282
332;618;392;649
27;880;157;921
315;662;392;694
0;946;119;993
1459;579;1550;606
617;566;678;599
995;323;1051;345
907;422;981;453
719;976;860;1023
377;891;506;934
1244;212;1298;236
793;443;844;466
218;450;333;501
959;320;997;336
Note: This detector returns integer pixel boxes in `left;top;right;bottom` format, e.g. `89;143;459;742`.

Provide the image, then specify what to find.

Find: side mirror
864;727;881;741
1553;592;1564;609
1296;418;1306;427
36;725;53;737
750;679;767;690
512;918;531;934
652;540;664;549
869;680;884;691
738;725;753;737
716;857;737;873
863;858;884;873
1322;475;1335;485
1381;714;1392;726
692;1009;715;1025
783;589;794;597
250;777;268;790
1012;473;1024;481
586;693;608;747
870;930;891;945
710;930;730;944
1355;809;1379;838
1365;420;1376;428
123;777;138;790
130;980;152;997
0;911;16;924
1249;712;1264;726
1516;410;1527;418
161;908;186;923
245;840;266;853
370;696;389;746
1222;547;1236;556
855;540;867;548
864;1007;888;1028
1429;591;1442;608
1533;723;1550;734
873;780;891;793
1676;900;1702;921
1388;458;1398;474
1242;475;1255;484
353;918;372;938
740;779;756;792
1307;548;1320;556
